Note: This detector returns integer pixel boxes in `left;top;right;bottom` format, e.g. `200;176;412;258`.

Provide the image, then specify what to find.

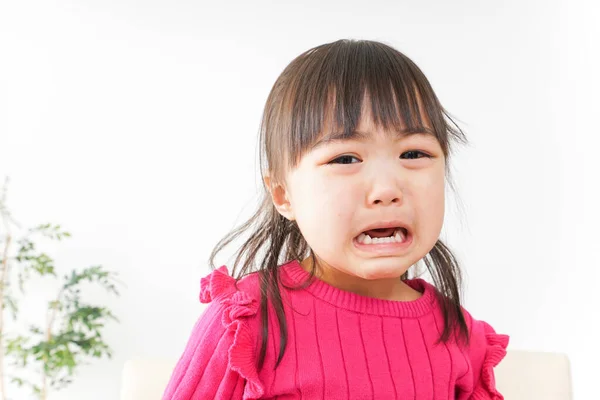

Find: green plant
0;177;121;400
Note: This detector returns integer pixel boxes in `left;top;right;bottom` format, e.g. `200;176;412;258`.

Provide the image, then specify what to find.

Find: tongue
365;228;396;238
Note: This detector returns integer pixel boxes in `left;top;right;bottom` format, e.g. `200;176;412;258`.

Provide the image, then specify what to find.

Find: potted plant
0;176;121;400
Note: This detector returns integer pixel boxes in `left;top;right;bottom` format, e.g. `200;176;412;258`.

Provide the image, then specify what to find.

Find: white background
1;0;598;399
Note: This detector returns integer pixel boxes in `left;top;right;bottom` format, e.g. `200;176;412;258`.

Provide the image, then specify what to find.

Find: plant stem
41;286;63;400
0;233;11;400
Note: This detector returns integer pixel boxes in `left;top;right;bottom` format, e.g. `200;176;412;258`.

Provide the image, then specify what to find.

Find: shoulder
163;265;266;399
200;265;262;309
198;265;264;397
461;307;509;358
457;306;510;399
198;265;264;345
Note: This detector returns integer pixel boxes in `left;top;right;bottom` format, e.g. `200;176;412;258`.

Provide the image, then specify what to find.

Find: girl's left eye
327;151;431;165
401;150;431;160
328;155;360;165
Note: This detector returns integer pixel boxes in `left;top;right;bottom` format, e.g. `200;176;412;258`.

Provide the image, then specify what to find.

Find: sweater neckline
281;259;437;318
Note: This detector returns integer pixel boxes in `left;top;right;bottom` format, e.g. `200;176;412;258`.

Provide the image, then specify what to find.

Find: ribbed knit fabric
163;260;509;400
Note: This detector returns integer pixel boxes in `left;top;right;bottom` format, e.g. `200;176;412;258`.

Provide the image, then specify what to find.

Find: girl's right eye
327;155;361;165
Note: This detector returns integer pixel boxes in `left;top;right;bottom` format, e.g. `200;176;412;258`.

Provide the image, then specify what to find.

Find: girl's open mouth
353;227;413;254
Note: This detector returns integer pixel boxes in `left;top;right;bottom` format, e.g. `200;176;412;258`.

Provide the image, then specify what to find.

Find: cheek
293;175;357;234
414;172;445;235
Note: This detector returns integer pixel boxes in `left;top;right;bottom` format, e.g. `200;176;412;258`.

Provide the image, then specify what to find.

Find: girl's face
268;102;446;300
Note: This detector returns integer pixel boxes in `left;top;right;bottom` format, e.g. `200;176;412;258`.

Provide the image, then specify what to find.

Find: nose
367;177;403;207
368;190;402;206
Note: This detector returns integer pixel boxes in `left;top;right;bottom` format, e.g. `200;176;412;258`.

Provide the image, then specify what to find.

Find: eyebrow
310;127;437;151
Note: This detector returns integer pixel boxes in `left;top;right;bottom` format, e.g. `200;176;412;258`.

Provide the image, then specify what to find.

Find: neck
299;257;422;302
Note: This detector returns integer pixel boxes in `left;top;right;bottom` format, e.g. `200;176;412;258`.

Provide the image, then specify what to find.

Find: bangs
272;40;465;171
310;85;439;152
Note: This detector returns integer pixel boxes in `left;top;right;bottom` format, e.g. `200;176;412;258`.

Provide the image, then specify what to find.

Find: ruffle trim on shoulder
471;322;510;400
199;265;264;399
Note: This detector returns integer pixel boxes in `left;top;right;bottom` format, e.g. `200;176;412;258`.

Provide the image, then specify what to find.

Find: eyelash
327;151;432;165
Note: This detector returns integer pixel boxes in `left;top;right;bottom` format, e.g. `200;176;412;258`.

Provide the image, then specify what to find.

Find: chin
354;263;409;280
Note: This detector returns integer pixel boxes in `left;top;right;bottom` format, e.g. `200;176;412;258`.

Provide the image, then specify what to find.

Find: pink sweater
163;260;509;399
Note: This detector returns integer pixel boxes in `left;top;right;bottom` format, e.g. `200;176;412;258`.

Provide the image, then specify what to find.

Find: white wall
1;0;598;399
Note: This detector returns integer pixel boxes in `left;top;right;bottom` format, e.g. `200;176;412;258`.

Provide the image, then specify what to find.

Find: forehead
309;87;439;150
310;104;438;151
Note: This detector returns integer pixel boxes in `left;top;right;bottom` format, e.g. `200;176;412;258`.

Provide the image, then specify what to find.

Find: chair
120;350;572;399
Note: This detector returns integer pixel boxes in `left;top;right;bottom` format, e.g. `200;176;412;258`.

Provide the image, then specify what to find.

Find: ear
263;175;295;221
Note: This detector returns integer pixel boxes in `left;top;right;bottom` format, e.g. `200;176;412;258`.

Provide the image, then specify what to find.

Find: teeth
356;228;406;244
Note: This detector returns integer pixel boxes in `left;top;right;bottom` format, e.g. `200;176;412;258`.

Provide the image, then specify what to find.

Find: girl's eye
328;155;360;165
328;151;431;165
401;150;431;160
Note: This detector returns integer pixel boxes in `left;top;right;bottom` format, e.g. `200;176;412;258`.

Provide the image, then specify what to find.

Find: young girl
163;39;509;400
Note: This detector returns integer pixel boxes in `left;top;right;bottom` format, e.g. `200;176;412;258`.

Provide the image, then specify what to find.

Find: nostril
371;195;401;205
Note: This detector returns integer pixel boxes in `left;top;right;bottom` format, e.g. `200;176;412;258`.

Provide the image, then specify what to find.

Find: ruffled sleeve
162;266;264;400
457;311;510;400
